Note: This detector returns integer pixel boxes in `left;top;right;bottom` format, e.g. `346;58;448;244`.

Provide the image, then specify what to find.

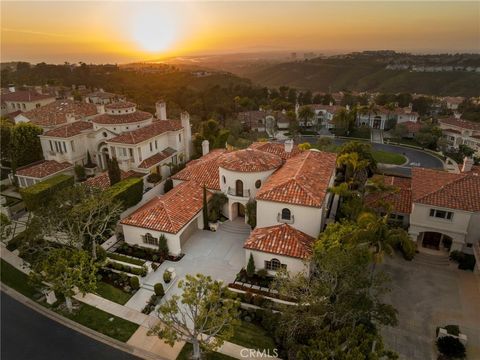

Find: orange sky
1;1;479;63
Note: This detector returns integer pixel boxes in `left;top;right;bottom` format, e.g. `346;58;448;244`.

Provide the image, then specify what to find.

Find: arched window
265;258;285;271
102;131;108;138
255;180;261;189
235;179;243;196
142;233;158;246
281;208;291;220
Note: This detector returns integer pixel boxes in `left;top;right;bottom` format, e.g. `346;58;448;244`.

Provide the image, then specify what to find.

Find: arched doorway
230;202;246;220
421;232;452;251
235;180;244;197
97;143;110;170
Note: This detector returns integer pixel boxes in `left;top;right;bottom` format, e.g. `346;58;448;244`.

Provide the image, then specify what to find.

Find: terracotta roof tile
412;168;480;212
365;175;412;214
138;148;177;169
1;90;54;102
21;100;97;127
84;170;143;190
42;121;93;138
244;224;314;259
218;148;283;172
121;181;210;234
249;142;303;161
92;110;152;125
401;121;422;133
16;160;73;179
105;101;136;109
107;120;182;144
256;150;337;207
171;149;226;190
442;128;462;134
439;118;480;131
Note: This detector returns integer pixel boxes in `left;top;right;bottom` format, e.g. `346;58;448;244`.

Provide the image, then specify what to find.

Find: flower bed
105;261;147;277
116;243;184;263
228;282;295;303
107;253;145;266
235;268;273;288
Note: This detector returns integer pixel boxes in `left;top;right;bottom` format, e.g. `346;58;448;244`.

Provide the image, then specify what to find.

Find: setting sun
131;9;179;53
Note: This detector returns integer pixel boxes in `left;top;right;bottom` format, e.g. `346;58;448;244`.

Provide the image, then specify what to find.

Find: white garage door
179;217;199;247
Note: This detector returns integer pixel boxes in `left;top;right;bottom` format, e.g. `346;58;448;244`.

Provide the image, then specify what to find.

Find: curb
0;283;167;360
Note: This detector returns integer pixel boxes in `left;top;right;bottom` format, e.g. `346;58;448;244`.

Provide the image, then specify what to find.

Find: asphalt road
300;136;444;176
1;292;139;360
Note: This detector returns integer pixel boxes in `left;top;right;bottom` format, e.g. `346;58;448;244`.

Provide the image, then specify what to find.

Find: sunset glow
1;1;479;63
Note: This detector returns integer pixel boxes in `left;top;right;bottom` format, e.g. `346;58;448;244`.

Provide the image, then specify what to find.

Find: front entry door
422;232;442;250
238;203;245;217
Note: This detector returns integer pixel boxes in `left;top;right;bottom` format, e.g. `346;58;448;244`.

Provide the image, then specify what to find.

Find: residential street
0;292;139;360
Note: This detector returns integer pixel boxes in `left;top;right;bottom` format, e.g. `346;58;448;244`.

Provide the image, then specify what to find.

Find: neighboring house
443;96;464;110
237;110;290;132
84;90;126;105
357;105;419;130
84;170;143;190
17;100;193;185
398;121;423;138
438;117;480;156
14;99;98;129
302;103;341;130
15;160;74;188
121;141;337;275
1;89;55;117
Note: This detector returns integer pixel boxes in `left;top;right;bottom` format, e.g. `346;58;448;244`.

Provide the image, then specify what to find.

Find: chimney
454;111;462;119
156;100;167;120
202;140;210;156
96;104;105;114
462;157;474;173
346;104;350;111
65;113;76;123
284;139;294;153
329;101;333;106
181;111;192;160
8;84;15;93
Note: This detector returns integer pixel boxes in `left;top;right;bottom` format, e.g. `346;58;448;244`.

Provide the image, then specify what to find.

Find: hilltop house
15;100;192;188
238;110;290;133
120;141;337;275
1;88;55;117
357;105;419;130
439;116;480;157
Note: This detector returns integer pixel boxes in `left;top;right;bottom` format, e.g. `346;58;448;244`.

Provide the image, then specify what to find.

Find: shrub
399;239;416;260
107;252;145;266
163;270;172;283
436;336;466;359
444;325;460;336
106;177;143;209
449;251;464;263
247;254;255;278
130;276;140;290
154;283;164;297
151;263;159;271
252;295;266;307
256;269;269;279
20;174;74;211
158;234;169;260
146;173;162;184
246;200;257;229
163;178;173;193
96;246;107;262
74;165;86;181
458;254;476;271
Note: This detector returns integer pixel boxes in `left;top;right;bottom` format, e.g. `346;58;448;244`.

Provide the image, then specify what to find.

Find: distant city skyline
1;1;479;64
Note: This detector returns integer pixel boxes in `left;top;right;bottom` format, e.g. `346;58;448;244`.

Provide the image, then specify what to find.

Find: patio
125;219;251;311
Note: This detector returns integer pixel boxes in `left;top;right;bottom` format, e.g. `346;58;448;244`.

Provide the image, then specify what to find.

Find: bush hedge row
106;261;148;277
19;174;74;211
106;177;143;209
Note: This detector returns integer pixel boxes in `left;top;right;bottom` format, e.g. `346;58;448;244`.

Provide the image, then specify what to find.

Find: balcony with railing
277;213;295;224
227;186;250;199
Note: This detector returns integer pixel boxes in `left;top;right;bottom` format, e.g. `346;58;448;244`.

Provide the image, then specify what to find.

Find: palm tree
298;106;315;130
336;152;370;189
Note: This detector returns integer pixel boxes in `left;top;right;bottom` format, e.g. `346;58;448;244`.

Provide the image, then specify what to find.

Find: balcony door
235;180;243;197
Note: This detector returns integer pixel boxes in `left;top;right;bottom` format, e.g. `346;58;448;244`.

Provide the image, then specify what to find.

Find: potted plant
163;270;172;283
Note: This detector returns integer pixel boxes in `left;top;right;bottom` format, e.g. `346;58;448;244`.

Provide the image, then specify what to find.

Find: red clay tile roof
16;160;73;179
238;110;289;128
309;104;342;113
42;121;93;138
249;142;303;161
1;90;54;102
401;121;422;133
138;148;177;169
105;101;136;109
87;91;124;100
21;100;97;127
171;149;226;190
439;118;480;131
92;110;152;125
218;148;283;172
244;224;314;259
411;168;480;212
121;181;211;234
365;175;413;214
84;170;143;190
256;150;337;207
442;128;462;134
107;120;182;144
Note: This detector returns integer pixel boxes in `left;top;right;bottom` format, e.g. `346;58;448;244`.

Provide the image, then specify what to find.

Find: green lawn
0;259;37;299
177;343;236;360
61;303;139;342
95;281;133;305
372;150;407;165
230;321;277;352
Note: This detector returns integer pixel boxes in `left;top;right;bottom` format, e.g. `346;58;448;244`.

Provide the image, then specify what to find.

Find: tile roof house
84;170;143;191
15;160;74;188
439;117;480;157
121;142;338;275
1;90;55;116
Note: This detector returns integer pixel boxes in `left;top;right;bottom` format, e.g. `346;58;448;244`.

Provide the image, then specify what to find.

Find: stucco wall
256;200;323;238
122;224;182;255
245;249;309;276
219;167;277;200
466;211;480;245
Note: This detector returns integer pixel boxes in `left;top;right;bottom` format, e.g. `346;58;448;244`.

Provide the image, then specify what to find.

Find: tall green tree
202;185;209;230
332;108;354;135
298;106;315;129
107;157;121;186
149;274;240;360
0;119;13;162
30;248;98;312
10;122;43;173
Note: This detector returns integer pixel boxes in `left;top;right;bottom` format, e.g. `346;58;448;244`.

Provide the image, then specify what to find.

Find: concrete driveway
380;254;480;360
126;219;250;311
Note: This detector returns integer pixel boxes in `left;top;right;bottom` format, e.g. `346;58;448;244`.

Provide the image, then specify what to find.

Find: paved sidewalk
0;244;31;275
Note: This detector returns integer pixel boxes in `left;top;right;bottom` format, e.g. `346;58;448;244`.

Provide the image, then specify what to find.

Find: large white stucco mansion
439;116;480;157
121;141;338;275
14;100;192;188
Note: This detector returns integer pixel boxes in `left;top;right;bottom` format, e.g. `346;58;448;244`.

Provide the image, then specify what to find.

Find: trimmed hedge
106;177;143;209
19;174;74;211
106;261;148;277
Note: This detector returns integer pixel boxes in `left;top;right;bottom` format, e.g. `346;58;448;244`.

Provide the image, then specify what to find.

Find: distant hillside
242;56;480;96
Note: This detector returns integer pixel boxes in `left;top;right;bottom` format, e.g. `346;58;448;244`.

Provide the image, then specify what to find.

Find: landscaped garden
372;150;407;165
95;281;133;305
